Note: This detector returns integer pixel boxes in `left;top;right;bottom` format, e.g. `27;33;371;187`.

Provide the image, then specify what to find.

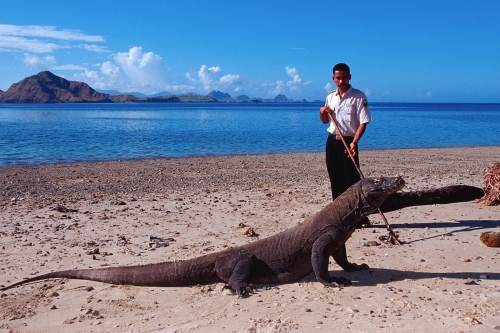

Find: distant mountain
272;94;291;102
208;90;232;101
178;94;217;102
234;94;250;101
0;71;117;103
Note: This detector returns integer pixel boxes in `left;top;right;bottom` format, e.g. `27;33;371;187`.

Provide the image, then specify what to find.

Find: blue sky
1;0;499;102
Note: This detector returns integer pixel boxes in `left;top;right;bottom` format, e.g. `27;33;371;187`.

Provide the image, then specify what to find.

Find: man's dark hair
332;63;350;74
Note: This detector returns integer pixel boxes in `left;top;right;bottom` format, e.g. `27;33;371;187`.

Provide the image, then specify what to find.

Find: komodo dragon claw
236;283;255;297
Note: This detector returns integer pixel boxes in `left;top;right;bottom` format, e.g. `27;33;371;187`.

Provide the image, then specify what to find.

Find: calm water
0;102;499;166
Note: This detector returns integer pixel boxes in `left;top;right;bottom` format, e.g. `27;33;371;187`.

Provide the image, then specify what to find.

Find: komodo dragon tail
1;253;220;291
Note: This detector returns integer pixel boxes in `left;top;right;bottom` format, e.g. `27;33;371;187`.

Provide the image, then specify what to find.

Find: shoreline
2;144;500;170
1;146;499;332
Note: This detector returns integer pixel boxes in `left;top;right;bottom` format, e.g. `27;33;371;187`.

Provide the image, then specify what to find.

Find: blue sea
0;102;499;167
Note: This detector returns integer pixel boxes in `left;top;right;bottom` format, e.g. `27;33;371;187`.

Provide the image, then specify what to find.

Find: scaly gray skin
1;177;405;295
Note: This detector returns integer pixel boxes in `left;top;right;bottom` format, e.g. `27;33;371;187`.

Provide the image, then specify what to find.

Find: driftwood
379;185;484;214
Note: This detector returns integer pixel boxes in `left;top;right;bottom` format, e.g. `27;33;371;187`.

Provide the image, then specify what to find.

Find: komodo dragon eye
373;178;381;184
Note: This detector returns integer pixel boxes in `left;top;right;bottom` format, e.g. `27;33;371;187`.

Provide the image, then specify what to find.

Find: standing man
319;63;372;227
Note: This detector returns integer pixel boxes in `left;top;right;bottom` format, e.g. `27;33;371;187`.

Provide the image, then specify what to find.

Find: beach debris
464;315;482;324
116;236;129;245
237;222;258;237
149;242;170;249
463;279;478;285
477;162;500;206
150;236;174;242
241;227;257;237
55;204;78;213
462;258;471;262
86;248;100;255
360;240;380;247
479;232;500;247
45;291;59;298
148;236;174;249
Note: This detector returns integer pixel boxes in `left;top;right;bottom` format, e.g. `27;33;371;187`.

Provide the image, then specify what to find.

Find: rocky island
0;71;311;104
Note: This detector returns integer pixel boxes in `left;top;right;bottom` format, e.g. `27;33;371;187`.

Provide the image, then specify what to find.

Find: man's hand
319;106;333;124
347;141;358;157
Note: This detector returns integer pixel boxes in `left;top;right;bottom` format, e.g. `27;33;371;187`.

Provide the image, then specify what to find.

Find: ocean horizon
1;102;499;167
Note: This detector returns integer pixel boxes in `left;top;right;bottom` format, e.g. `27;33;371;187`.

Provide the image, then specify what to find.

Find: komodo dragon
0;177;482;295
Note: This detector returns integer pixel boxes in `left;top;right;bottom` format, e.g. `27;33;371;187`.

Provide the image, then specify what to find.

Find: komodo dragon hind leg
215;251;256;296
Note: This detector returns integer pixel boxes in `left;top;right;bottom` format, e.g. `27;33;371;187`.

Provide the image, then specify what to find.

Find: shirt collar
334;86;352;98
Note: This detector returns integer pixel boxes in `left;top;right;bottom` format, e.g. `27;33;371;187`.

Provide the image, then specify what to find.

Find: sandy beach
1;146;499;333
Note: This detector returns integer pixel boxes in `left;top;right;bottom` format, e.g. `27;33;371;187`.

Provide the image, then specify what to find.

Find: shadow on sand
370;218;500;244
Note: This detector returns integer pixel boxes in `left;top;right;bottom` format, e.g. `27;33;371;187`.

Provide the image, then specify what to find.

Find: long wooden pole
327;110;402;245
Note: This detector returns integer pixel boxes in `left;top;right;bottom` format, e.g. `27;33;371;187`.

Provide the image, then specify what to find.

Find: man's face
333;70;351;92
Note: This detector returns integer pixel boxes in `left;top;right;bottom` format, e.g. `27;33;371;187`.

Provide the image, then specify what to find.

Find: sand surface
1;147;499;333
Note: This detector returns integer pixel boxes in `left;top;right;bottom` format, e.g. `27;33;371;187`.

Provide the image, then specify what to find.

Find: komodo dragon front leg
311;233;368;287
332;244;369;272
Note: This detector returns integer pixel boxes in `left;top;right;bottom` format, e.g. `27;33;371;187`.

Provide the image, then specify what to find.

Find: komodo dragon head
358;176;405;214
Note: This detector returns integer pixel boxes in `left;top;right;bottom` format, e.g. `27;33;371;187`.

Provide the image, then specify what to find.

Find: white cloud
0;36;60;53
270;80;285;96
285;66;311;92
267;67;312;96
188;65;242;91
0;24;104;42
285;67;302;86
74;47;174;94
365;88;372;97
220;74;241;85
324;82;333;92
23;54;86;72
52;64;87;71
80;44;109;53
0;24;106;53
23;54;56;69
114;47;165;85
100;61;120;76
